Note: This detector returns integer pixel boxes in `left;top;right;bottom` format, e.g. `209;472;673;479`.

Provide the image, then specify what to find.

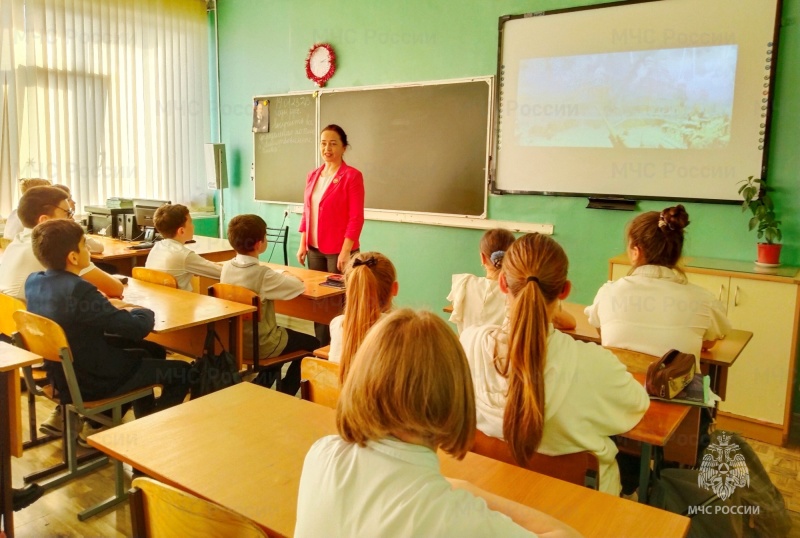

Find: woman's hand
336;249;351;273
297;243;308;266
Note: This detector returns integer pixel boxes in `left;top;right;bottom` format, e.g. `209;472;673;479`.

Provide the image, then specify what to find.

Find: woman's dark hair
321;124;349;147
627;204;690;268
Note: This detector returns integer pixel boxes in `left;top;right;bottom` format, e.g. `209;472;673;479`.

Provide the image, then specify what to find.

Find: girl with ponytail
328;252;398;384
585;205;730;363
448;228;575;334
460;233;649;495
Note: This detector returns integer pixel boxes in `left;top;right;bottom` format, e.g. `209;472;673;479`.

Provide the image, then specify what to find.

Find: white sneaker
77;421;107;449
39;408;62;436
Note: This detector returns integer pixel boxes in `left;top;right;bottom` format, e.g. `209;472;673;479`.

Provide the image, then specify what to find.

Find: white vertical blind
0;0;210;216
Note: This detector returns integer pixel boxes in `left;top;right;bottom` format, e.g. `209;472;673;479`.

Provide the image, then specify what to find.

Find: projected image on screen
515;45;738;149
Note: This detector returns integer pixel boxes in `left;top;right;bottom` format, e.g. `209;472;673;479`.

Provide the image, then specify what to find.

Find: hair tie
352;256;377;269
658;211;674;231
489;250;505;269
526;276;540;285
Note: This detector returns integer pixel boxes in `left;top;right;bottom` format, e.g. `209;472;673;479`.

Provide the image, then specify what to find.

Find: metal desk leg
638;442;652;504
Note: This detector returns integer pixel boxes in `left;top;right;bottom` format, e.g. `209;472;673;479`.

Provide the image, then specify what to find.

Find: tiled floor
748;438;800;537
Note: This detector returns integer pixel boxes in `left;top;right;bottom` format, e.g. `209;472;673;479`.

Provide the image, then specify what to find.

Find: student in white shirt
460;234;649;496
3;178;52;240
144;204;221;291
449;228;576;334
221;214;318;394
0;186;123;301
327;252;397;384
52;184;104;253
584;205;731;363
296;308;581;538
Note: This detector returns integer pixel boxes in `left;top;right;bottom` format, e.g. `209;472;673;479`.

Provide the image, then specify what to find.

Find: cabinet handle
734;286;740;307
718;284;724;302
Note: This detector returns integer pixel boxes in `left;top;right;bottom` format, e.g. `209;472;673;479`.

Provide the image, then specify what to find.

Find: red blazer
298;161;365;255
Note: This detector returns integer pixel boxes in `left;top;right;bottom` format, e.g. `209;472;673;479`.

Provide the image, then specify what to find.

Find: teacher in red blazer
297;124;365;343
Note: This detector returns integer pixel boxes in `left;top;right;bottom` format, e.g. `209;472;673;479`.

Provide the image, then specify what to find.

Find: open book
650;374;714;407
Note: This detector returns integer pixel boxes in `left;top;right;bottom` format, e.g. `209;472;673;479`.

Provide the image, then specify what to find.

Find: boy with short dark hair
0;186;123;301
25;219;191;437
222;214;319;395
144;203;221;291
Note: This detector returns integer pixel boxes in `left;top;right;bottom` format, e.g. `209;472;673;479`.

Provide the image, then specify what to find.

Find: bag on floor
649;430;791;538
189;328;241;399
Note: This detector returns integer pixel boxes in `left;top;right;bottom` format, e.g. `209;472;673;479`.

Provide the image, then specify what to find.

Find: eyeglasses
46;204;75;219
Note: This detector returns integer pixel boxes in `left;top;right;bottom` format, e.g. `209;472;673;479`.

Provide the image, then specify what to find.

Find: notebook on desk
650;374;713;407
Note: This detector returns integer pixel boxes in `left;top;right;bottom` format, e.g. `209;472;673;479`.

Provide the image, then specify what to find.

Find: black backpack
189;328;242;399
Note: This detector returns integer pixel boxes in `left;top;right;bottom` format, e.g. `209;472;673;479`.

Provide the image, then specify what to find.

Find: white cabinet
608;255;800;445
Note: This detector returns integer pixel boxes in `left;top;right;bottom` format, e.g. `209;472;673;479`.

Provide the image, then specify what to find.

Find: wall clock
305;43;336;87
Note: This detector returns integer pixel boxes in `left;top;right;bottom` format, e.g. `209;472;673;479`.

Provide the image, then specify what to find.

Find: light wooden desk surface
89;383;689;538
1;342;43;538
121;278;255;363
261;263;345;302
89;234;234;261
262;263;345;325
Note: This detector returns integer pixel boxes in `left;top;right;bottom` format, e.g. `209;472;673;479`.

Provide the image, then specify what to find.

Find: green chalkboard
254;79;491;217
253;93;316;204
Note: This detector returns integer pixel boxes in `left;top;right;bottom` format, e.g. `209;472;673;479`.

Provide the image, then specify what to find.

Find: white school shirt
447;273;507;334
3;210;22;239
144;238;222;291
220;254;305;358
460;324;650;496
584;264;731;363
296;435;536;538
328;311;389;364
0;228;95;301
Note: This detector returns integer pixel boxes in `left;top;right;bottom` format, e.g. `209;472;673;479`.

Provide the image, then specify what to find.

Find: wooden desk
262;264;345;325
89;235;234;276
121;278;255;364
89;383;689;538
0;342;43;538
313;345;330;360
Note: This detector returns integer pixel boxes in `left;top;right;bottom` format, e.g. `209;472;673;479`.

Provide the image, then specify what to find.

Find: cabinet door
685;273;730;314
718;278;797;424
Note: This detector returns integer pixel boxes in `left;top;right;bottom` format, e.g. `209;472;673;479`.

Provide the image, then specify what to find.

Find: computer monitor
132;199;170;239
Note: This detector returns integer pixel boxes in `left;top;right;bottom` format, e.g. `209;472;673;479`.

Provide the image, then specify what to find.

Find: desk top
0;342;41;372
89;235;234;262
262;263;345;301
121;278;254;333
89;383;688;538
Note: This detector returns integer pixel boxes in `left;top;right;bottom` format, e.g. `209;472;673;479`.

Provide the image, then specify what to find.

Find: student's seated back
460;233;649;496
144;204;221;292
0;186;122;300
584;205;731;362
296;309;580;538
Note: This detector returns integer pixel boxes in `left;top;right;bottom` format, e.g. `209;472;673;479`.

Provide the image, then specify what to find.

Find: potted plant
738;176;782;266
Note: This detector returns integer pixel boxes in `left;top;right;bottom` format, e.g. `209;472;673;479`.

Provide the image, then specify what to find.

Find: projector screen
494;0;781;202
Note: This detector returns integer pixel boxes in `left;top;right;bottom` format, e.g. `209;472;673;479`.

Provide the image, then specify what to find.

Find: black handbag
189;328;242;399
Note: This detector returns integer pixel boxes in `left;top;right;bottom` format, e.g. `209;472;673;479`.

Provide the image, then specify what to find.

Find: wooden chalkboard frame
253;77;492;219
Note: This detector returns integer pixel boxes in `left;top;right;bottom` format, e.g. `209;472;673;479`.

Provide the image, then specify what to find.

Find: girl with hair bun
448;228;575;334
585;204;731;363
460;233;649;496
328;252;398;384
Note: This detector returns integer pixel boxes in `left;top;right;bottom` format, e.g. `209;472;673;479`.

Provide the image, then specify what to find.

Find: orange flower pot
756;243;782;266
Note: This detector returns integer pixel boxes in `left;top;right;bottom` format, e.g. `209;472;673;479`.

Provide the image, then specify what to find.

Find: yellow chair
129;477;267;538
13;310;159;520
471;430;599;490
299;357;340;409
132;267;178;288
207;283;311;386
0;292;25;337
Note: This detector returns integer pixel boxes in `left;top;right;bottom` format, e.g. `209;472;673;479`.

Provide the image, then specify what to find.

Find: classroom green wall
215;0;799;311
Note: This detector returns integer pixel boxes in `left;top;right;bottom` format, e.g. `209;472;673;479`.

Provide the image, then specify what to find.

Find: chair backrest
0;292;26;337
471;430;599;489
606;347;660;374
300;357;340;409
130;477;268;538
208;283;261;366
12;310;88;409
266;225;289;265
132;267;178;289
